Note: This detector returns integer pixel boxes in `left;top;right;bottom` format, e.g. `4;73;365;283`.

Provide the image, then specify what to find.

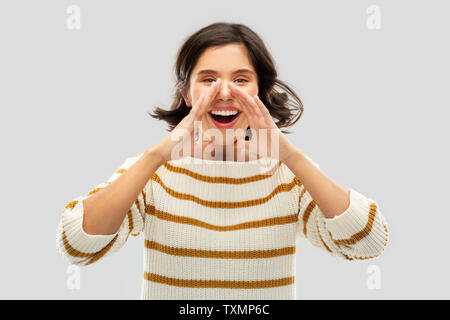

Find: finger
228;84;255;127
191;78;220;121
228;82;261;117
228;86;261;132
200;78;222;115
228;82;254;117
253;94;274;124
235;96;255;130
235;91;255;118
190;92;205;120
253;94;268;116
190;80;221;144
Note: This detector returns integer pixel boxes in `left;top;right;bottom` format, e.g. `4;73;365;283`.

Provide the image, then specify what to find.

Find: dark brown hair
148;22;304;134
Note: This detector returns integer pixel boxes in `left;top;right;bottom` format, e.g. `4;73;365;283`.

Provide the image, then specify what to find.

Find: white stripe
144;215;297;251
155;161;293;203
150;182;300;226
141;281;295;300
143;249;295;281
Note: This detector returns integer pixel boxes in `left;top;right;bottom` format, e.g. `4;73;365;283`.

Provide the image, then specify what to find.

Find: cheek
193;88;202;101
191;85;206;104
245;82;258;95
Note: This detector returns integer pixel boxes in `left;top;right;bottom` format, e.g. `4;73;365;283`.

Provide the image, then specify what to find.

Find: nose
215;79;232;100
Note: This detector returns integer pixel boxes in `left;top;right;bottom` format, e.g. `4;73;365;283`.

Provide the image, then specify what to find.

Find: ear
180;89;191;107
183;94;191;107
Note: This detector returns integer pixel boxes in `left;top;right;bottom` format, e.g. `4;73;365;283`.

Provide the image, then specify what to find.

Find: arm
284;149;350;219
221;84;388;260
285;151;389;261
82;147;163;235
56;147;163;266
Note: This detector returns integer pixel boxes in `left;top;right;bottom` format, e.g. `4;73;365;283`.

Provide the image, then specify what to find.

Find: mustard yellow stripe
341;252;354;261
329;231;341;249
151;173;299;209
328;232;353;261
342;221;389;261
302;200;316;237
85;234;119;265
61;225;118;261
61;198;118;261
143;272;295;289
87;188;101;196
116;169;126;174
144;240;295;259
64;200;78;210
298;183;306;198
61;227;96;258
382;221;389;248
293;177;302;187
315;221;333;253
146;205;298;231
86;182;111;196
142;191;147;206
127;209;133;234
163;160;282;184
135;198;141;213
332;202;378;246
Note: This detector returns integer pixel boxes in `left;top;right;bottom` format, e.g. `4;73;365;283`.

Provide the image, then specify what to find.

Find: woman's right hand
152;78;222;164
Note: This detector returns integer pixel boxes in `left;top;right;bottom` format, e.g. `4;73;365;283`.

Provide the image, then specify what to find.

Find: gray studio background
0;0;448;299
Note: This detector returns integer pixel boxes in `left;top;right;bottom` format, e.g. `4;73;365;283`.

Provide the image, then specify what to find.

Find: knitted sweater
56;153;389;299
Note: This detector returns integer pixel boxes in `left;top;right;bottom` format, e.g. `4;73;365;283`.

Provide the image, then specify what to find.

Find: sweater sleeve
56;153;154;266
295;159;389;261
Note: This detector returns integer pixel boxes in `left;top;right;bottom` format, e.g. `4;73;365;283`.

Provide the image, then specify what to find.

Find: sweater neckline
170;155;275;165
162;155;284;180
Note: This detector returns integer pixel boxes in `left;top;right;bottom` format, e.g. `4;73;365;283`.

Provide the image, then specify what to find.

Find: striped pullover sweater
56;153;389;299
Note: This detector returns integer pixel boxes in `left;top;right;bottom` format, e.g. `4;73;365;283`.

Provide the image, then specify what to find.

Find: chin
202;116;247;146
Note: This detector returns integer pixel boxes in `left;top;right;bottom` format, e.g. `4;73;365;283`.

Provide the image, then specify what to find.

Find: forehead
192;43;256;76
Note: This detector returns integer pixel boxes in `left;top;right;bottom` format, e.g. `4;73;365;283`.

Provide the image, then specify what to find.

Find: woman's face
183;43;259;146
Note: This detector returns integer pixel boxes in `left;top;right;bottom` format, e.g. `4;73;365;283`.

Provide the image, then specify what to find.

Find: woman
56;22;389;299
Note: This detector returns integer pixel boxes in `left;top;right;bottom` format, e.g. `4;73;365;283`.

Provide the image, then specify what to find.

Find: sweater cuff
61;196;118;254
323;188;373;240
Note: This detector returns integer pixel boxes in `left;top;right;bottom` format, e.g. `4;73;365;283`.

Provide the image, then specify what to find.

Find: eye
202;78;248;83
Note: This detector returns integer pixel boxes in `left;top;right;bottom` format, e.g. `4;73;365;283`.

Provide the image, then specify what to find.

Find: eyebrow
196;68;256;76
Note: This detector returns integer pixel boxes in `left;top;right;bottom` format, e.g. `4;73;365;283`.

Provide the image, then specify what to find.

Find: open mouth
208;110;242;129
209;112;240;123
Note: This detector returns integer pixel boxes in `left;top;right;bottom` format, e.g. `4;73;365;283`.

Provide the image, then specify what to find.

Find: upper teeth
210;110;238;116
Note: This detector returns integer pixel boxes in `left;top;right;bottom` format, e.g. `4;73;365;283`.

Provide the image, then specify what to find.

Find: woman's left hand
228;82;297;162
